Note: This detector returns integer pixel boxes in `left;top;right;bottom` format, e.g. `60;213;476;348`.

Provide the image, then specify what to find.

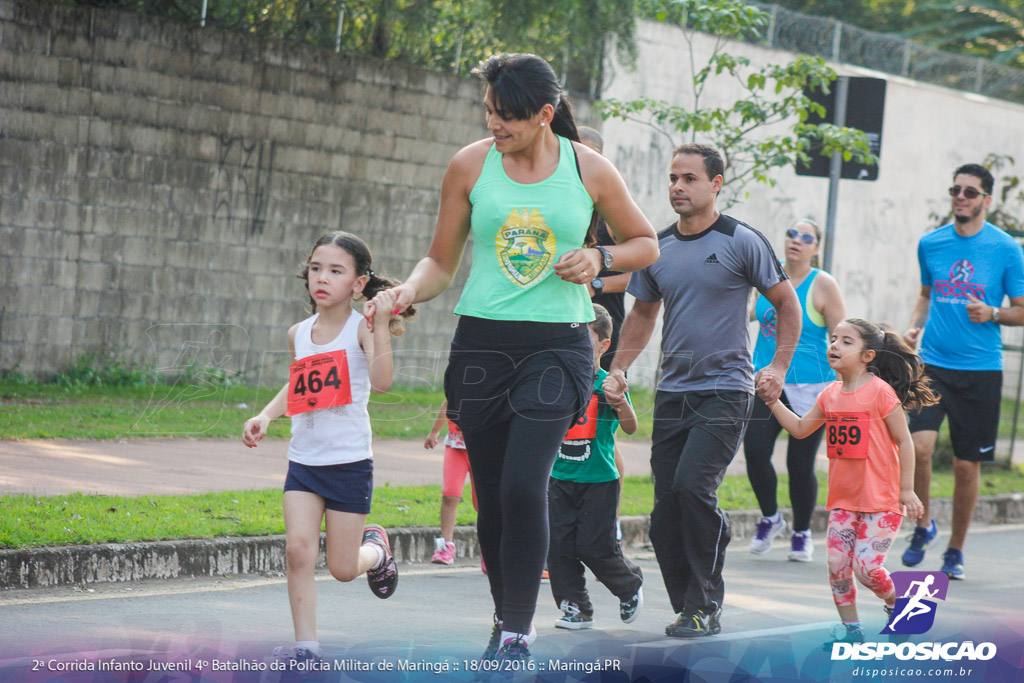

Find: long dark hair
472;53;580;142
298;231;415;336
844;318;938;411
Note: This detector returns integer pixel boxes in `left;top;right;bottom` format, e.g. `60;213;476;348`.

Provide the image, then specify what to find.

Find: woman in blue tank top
744;219;846;562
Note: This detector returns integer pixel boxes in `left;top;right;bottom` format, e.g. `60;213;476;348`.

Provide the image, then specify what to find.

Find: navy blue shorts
283;459;374;514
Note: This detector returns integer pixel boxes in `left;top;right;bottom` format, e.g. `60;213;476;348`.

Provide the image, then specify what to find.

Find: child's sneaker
495;634;532;668
941;547;965;580
749;515;787;554
362;524;398;598
901;519;939;567
272;645;323;663
787;531;813;562
555;600;594;629
619;586;644;623
431;537;455;565
827;622;865;644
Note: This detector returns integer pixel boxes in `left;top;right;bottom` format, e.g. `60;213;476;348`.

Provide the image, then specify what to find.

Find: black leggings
743;392;823;532
445;317;592;634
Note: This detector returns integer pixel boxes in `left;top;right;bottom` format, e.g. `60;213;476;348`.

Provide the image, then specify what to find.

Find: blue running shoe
901;519;938;567
941;547;965;580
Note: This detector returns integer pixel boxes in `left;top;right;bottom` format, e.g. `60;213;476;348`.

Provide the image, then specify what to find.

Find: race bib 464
286;350;352;416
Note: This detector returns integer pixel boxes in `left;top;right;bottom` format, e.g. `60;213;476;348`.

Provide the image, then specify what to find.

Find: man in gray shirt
608;143;801;637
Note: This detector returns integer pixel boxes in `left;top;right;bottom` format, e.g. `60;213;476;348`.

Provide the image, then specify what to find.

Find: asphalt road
2;523;1022;682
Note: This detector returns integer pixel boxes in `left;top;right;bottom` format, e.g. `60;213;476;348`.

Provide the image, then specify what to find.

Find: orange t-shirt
816;375;903;515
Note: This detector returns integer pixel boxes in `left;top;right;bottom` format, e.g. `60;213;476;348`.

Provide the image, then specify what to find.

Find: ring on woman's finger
581;271;589;278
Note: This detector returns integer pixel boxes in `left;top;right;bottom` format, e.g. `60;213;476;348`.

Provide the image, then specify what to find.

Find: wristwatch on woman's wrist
595;246;614;270
591;277;604;295
992;307;1001;324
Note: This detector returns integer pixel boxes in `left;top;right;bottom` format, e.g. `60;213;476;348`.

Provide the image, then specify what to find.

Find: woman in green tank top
365;53;658;665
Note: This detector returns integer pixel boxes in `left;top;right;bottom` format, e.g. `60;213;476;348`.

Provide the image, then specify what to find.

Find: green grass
0;380;657;441
3;467;1022;549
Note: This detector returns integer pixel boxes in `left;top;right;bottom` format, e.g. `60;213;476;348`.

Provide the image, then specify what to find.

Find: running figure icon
884;571;950;635
885;575;938;631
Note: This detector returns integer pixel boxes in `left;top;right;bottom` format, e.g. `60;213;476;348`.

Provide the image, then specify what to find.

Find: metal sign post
822;76;848;273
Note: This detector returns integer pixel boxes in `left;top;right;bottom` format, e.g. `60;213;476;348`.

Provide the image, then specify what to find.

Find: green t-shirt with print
550;368;627;483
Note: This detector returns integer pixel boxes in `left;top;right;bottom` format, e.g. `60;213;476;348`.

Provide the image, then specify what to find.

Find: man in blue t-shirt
902;163;1024;579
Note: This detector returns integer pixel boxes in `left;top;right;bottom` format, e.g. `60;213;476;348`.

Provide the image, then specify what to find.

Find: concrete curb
2;495;1022;590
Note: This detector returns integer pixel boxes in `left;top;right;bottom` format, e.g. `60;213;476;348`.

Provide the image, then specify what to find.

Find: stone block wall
1;1;597;386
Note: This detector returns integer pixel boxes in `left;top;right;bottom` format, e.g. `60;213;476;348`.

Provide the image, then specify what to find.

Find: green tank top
454;134;596;322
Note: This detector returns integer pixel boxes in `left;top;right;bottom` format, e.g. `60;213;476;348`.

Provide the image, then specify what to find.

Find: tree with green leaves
602;0;876;209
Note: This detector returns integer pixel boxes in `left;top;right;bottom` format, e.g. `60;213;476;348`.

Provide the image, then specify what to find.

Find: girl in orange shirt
757;318;936;644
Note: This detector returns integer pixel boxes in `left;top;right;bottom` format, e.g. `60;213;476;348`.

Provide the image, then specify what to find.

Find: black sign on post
796;76;886;181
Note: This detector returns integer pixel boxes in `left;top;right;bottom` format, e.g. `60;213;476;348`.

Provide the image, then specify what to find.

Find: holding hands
364;286;405;333
755;365;785;404
602;373;628;410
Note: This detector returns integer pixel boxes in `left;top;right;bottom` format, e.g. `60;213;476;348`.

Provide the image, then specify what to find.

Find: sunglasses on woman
948;185;989;199
786;228;817;245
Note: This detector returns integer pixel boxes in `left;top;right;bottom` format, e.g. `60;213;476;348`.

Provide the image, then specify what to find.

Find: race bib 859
825;411;869;459
286;350;352;416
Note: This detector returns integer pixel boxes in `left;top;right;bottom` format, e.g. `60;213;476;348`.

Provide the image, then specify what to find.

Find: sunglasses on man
785;228;817;245
948;185;989;200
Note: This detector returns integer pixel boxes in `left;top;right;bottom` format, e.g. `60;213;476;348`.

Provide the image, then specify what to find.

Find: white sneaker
749;515;787;554
787;531;813;562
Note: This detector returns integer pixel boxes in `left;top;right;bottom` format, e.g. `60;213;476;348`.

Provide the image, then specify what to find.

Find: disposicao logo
831;571;997;662
884;571;949;635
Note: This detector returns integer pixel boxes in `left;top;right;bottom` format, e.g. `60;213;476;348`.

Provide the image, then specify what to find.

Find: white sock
434;536;447;552
499;624;536;646
295;641;320;655
364;542;384;569
615;519;623;543
766;511;782;523
794;529;811;537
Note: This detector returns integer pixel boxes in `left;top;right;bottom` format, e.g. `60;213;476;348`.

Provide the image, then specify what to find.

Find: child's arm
885;405;925;520
243;324;299;448
766;398;827;440
361;289;397;393
602;375;637;435
425;399;448;449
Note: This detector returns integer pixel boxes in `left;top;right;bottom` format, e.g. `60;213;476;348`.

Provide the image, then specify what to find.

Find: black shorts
907;364;1001;462
443;316;594;433
284;458;374;513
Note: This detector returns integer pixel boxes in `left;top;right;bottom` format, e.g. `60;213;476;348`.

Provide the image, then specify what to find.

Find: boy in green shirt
547;304;644;629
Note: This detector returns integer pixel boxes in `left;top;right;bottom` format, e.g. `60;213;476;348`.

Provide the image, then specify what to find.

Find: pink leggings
826;508;903;607
442;446;478;509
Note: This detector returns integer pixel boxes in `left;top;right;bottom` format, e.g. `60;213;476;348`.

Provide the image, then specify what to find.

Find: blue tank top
753;268;833;383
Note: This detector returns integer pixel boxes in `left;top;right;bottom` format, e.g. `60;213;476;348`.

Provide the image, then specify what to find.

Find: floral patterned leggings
827;508;903;607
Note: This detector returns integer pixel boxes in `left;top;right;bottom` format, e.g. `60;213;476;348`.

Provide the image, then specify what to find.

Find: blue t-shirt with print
918;222;1024;371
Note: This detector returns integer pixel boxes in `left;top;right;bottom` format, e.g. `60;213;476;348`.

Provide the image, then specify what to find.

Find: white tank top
288;311;373;466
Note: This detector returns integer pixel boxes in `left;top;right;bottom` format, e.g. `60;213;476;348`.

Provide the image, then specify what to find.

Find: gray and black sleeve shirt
627;214;787;394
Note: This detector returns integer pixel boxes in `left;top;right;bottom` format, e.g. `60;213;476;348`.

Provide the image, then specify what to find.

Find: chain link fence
750;2;1024;106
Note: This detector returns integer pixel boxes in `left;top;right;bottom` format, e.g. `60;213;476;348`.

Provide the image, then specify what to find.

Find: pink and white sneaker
431;537;455;565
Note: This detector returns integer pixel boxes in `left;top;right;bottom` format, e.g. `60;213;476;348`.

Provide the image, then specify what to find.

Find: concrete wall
0;1;594;385
602;20;1024;389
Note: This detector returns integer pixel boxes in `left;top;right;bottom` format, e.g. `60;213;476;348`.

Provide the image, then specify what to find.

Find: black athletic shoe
665;607;721;638
362;524;398;599
619;586;644;623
